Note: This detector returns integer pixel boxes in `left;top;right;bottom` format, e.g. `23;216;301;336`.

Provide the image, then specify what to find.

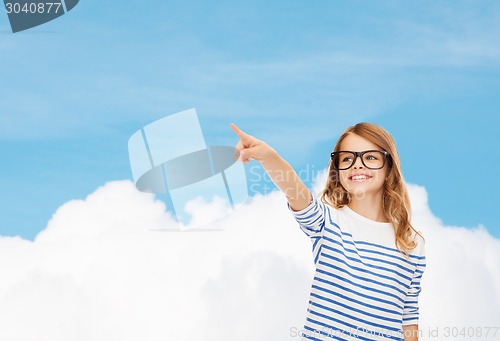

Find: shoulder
318;197;343;218
409;228;426;257
317;195;340;212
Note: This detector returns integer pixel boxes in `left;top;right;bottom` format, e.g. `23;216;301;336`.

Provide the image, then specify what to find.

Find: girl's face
338;133;389;200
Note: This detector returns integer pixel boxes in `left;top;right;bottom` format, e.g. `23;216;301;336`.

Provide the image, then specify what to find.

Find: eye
365;152;381;160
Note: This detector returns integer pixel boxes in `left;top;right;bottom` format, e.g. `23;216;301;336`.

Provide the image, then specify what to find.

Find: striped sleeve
287;193;325;239
402;237;426;326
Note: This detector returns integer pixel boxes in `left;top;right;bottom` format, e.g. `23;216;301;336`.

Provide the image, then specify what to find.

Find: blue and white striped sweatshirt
288;194;426;341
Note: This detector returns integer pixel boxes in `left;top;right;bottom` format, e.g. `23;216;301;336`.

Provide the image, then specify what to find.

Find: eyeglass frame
330;150;391;170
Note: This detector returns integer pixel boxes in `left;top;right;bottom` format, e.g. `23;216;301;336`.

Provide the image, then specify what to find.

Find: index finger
230;123;251;140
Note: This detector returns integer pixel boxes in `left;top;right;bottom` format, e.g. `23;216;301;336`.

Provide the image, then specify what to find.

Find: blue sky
0;0;499;240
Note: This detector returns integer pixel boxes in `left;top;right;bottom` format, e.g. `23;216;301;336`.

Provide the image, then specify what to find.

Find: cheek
338;171;350;186
372;170;388;185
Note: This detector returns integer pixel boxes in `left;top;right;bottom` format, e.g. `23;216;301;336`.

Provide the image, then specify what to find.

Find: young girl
230;122;426;341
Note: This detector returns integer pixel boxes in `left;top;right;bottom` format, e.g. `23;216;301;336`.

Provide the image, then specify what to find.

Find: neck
347;191;388;223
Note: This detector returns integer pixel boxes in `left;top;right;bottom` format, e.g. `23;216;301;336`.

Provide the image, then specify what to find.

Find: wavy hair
320;122;423;258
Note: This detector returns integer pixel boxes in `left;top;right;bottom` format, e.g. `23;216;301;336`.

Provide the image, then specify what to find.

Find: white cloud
0;174;499;341
183;195;233;229
408;184;500;339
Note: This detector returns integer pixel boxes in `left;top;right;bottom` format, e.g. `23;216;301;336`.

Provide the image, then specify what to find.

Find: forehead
340;133;382;151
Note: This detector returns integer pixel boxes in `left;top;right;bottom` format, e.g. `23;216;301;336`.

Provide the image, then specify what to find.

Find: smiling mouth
349;175;372;181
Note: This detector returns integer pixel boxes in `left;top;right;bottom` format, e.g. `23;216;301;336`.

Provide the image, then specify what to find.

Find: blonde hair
320;122;423;258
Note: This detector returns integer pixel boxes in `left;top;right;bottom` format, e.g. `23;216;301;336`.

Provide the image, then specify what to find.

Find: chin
344;183;372;191
346;185;381;198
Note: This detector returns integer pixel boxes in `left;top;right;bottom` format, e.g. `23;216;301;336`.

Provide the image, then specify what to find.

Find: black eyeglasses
330;150;391;170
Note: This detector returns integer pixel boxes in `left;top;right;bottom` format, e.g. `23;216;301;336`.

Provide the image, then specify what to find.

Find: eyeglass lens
335;151;385;170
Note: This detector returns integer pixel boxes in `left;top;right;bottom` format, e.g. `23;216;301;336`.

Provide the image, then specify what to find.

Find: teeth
352;175;369;180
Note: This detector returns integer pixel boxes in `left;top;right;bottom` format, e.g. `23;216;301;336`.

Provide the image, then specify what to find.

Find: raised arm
230;123;311;211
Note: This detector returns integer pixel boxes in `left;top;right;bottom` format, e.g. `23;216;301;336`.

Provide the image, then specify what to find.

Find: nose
353;154;364;169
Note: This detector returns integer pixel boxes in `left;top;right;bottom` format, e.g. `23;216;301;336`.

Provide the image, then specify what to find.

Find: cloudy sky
1;1;499;340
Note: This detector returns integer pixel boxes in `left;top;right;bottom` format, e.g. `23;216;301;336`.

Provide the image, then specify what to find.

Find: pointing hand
230;123;275;163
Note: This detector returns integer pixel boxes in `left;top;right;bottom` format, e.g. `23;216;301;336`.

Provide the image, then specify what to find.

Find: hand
230;123;275;163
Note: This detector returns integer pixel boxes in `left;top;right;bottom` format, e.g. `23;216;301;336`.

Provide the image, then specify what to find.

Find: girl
230;122;425;341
